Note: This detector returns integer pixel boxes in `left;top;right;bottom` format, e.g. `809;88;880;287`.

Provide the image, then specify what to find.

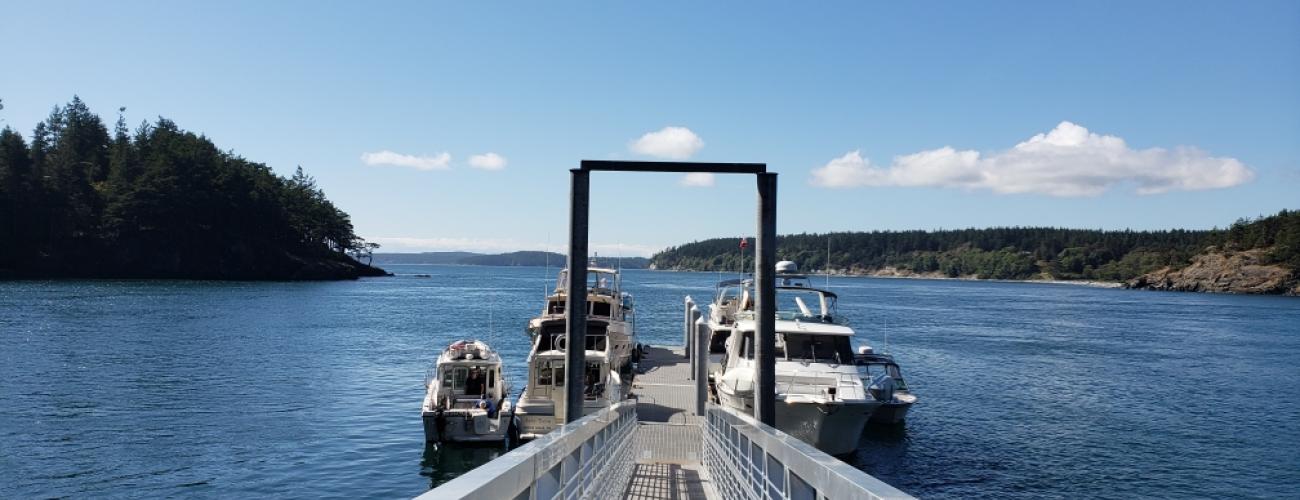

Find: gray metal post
754;172;778;425
684;296;693;355
688;306;702;380
565;169;589;423
695;317;709;415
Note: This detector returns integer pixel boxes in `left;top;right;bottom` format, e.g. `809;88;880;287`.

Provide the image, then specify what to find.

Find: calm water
2;266;1298;498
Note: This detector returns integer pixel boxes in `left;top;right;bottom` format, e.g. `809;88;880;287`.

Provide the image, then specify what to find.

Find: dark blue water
2;267;1298;498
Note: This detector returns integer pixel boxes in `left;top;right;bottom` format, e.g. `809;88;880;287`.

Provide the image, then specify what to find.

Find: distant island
375;251;651;269
652;210;1300;295
0;97;386;280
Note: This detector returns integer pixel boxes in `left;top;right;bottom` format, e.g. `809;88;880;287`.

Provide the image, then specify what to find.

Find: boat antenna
544;232;551;299
825;234;831;289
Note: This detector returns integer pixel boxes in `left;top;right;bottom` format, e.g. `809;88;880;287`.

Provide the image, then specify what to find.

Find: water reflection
419;442;507;489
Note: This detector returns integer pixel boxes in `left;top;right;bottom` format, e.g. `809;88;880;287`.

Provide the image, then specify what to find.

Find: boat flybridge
711;261;882;455
514;330;627;440
526;267;637;374
422;340;518;444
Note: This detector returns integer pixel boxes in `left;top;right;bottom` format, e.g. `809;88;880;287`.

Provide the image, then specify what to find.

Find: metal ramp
624;346;713;499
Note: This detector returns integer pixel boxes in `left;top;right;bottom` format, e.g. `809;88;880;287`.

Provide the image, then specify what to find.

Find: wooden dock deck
622;346;715;500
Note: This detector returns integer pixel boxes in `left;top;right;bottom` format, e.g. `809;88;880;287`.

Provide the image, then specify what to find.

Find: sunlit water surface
2;266;1298;498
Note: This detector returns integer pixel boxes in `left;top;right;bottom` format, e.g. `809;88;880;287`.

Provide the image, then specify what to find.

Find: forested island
375;251;651;269
0;97;386;280
652;210;1300;295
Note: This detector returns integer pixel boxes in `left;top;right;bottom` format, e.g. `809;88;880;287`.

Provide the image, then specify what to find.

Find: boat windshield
555;269;620;295
536;324;609;352
857;362;908;390
782;333;854;364
775;288;840;323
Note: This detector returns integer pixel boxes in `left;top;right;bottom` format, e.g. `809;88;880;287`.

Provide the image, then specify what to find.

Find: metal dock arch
418;161;914;499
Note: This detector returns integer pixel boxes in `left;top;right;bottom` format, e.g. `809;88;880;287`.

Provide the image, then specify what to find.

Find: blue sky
2;2;1297;256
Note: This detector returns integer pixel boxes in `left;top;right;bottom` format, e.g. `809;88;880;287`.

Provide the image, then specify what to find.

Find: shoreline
646;266;1126;289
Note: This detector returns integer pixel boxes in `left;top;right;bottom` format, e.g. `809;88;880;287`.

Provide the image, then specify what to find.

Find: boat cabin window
447;367;467;391
782;334;854;363
535;360;565;387
537;329;608;352
709;330;731;354
583;362;603;399
591;301;612;317
488;369;495;389
735;331;786;359
547;300;564;315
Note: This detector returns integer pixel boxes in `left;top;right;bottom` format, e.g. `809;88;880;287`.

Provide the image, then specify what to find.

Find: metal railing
418;401;637;500
704;404;914;500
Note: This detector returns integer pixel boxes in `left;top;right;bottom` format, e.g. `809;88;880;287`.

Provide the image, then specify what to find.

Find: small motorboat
854;346;918;425
422;340;518;444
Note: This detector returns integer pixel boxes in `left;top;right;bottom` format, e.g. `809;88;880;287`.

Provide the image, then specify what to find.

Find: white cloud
469;152;508;171
360;150;452;171
810;121;1255;196
680;172;716;187
630;126;704;159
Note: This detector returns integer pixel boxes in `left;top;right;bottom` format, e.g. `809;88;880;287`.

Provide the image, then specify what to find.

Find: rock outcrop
1127;248;1296;295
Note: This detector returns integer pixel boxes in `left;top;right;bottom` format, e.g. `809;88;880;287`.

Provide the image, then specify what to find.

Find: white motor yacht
515;329;626;440
712;262;880;455
527;267;637;374
421;340;518;444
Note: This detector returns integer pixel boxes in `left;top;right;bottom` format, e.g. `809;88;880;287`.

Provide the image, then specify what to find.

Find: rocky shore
1126;248;1297;295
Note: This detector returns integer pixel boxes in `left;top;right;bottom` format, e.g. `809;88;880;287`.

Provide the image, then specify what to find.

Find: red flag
739;238;748;250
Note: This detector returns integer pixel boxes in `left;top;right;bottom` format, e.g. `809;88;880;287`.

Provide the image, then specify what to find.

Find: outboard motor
869;373;896;403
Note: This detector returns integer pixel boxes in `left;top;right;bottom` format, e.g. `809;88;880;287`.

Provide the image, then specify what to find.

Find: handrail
418;401;637;500
704;404;914;500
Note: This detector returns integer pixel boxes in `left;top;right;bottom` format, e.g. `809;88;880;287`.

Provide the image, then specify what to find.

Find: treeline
374;251;652;269
0;97;383;279
651;210;1300;282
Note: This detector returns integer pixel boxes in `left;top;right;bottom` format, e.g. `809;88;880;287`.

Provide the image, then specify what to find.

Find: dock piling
754;172;777;426
565;168;590;424
695;317;709;415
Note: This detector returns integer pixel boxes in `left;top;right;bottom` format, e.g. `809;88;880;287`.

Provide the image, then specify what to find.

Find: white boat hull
422;410;516;444
516;398;612;440
717;388;876;456
776;399;876;455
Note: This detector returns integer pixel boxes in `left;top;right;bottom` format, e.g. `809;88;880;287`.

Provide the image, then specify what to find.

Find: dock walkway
624;346;714;500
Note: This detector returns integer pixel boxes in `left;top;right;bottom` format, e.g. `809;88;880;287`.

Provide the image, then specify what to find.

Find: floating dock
419;311;914;499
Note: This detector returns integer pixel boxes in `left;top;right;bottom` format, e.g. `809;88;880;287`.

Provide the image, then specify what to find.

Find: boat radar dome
775;261;799;274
